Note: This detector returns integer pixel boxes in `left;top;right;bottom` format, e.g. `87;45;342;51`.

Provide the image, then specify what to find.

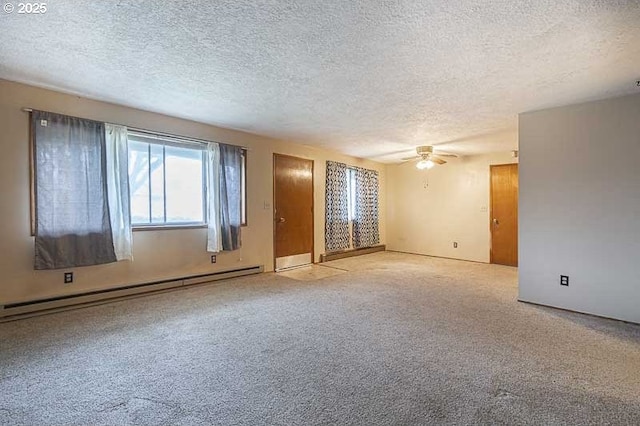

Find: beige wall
519;93;640;324
386;152;517;262
0;80;386;305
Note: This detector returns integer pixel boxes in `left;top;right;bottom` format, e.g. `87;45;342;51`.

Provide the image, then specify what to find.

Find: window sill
132;224;207;232
132;223;248;232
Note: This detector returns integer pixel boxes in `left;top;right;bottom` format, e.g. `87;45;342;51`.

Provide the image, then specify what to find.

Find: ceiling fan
402;146;459;169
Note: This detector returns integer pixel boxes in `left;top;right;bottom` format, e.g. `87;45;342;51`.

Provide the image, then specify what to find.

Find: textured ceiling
1;1;639;161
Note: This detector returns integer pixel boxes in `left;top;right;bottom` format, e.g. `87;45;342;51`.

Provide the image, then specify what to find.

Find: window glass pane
127;134;245;228
128;140;151;224
164;145;204;223
348;168;356;221
150;143;165;223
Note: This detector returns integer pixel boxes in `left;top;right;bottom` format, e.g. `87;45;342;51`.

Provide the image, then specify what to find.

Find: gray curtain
219;144;242;251
353;167;380;248
325;161;350;252
33;111;117;269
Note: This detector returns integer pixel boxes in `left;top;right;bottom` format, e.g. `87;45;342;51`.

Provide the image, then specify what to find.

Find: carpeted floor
0;252;638;425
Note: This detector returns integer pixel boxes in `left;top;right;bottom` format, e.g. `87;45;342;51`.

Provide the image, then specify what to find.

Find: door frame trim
489;163;518;265
272;153;315;271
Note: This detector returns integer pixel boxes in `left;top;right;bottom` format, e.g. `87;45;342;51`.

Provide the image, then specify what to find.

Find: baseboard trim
320;245;385;262
517;299;639;326
0;265;264;322
385;249;490;265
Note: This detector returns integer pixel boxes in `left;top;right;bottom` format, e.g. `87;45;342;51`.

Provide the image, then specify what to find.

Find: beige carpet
0;252;638;425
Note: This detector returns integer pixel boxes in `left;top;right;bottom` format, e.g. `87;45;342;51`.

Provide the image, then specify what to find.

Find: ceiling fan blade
401;155;421;161
433;152;458;158
431;157;447;165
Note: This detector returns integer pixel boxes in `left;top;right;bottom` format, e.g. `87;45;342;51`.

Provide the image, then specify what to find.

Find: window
128;134;206;226
346;167;356;221
30;116;247;233
29;109;248;265
324;161;379;253
345;168;357;248
127;132;247;228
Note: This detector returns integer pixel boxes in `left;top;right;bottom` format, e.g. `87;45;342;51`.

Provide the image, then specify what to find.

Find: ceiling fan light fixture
416;159;434;170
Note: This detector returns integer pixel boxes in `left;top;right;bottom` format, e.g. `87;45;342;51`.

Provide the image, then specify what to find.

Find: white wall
387;152;517;262
0;80;386;305
519;93;640;324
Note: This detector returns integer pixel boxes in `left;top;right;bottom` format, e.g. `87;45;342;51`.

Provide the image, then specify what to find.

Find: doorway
490;163;518;266
273;154;314;271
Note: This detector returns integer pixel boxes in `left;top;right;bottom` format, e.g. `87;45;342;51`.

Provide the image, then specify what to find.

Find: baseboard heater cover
320;245;385;262
0;265;263;320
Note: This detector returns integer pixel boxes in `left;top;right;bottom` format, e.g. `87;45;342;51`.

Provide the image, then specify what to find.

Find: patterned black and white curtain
353;167;380;248
325;161;350;252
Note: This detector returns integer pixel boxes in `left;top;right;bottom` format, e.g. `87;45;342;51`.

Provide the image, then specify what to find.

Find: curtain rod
21;107;249;151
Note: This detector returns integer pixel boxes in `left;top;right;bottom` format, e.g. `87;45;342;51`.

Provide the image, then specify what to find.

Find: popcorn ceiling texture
1;1;639;161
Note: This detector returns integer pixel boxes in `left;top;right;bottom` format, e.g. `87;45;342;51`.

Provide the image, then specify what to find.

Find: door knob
278;217;286;223
493;218;499;226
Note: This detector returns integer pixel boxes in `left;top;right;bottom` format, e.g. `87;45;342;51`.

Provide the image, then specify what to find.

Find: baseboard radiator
320;245;385;262
0;265;264;321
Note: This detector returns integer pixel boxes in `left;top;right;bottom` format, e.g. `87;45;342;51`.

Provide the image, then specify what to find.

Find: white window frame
126;131;247;231
128;133;207;229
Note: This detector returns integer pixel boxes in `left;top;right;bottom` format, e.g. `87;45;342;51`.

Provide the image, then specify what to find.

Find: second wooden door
490;163;518;266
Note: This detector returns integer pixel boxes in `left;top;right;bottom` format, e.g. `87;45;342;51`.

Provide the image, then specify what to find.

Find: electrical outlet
64;272;73;284
211;255;217;264
453;242;458;248
560;275;569;286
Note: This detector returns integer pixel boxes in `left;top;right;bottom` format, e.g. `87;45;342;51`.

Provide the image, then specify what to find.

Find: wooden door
490;164;518;266
273;154;314;270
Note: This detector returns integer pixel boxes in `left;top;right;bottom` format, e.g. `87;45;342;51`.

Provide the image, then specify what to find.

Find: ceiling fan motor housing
416;145;434;157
